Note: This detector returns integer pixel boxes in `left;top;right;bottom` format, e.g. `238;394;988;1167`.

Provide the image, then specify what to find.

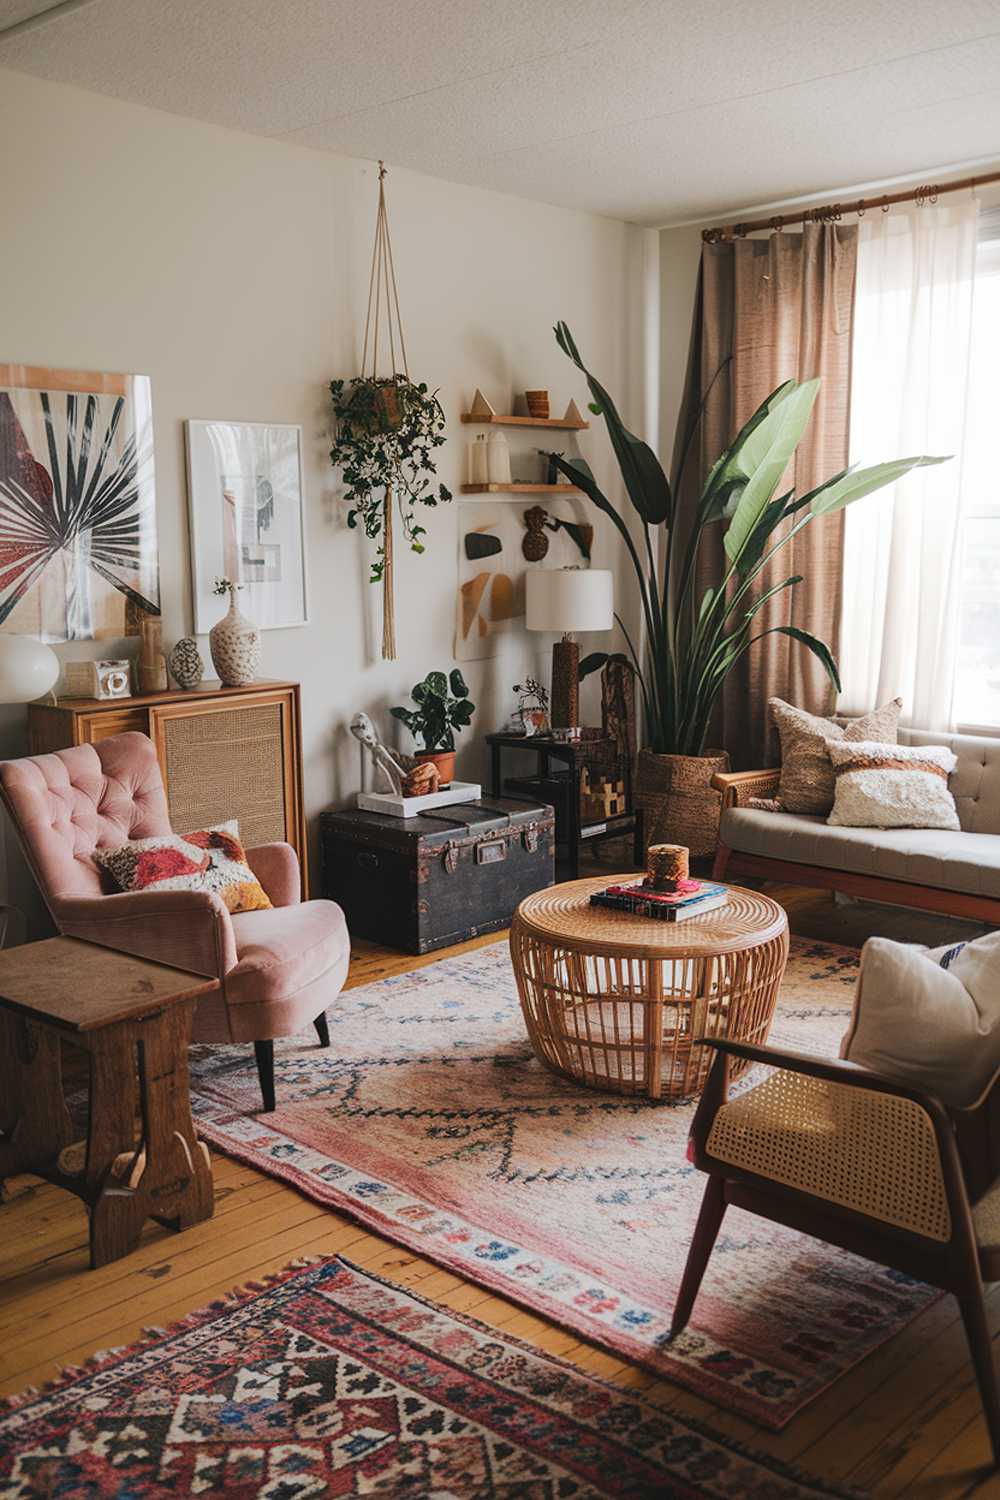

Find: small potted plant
513;677;550;737
391;669;474;786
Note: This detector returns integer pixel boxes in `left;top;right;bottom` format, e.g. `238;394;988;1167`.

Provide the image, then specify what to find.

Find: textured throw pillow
769;696;903;815
95;819;272;913
825;739;959;829
841;931;1000;1108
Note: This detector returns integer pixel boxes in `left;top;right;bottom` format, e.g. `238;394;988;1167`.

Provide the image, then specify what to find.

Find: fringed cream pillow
769;696;903;815
825;739;959;829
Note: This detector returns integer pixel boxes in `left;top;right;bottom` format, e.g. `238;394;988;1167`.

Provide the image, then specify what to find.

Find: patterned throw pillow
769;696;903;815
825;739;959;829
95;819;272;912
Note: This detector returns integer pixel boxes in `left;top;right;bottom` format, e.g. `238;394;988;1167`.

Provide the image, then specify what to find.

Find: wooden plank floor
1;884;997;1496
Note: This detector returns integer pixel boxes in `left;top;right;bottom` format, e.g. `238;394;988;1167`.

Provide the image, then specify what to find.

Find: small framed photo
185;419;308;632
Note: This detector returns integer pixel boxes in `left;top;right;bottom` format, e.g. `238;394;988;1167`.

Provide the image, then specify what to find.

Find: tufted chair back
0;733;172;911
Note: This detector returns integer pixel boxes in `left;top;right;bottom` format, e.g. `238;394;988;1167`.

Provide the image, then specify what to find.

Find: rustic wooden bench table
0;936;219;1268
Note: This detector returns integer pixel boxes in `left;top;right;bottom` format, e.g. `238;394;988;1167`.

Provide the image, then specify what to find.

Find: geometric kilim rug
188;937;937;1432
0;1256;860;1499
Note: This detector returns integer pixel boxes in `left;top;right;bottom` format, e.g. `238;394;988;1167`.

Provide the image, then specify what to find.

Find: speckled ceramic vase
168;635;204;690
209;591;261;687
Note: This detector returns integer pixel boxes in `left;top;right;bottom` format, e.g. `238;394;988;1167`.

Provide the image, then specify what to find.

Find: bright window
953;213;1000;729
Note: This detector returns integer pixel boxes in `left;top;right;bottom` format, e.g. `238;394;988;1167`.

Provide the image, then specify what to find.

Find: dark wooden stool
0;936;219;1268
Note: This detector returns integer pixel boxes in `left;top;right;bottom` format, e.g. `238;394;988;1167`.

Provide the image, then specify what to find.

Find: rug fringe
0;1253;330;1415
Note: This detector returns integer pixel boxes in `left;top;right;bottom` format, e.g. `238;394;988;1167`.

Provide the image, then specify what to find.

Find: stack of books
590;878;728;923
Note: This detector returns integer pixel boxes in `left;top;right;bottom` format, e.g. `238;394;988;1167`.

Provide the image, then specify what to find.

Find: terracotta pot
416;749;456;787
634;748;730;860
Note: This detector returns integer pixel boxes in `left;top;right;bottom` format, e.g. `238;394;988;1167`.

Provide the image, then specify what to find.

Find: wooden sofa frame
711;769;1000;926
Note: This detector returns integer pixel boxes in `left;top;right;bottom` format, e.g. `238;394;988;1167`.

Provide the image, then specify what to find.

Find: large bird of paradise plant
544;323;946;757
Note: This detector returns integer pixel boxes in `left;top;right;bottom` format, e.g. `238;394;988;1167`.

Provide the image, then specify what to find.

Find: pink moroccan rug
189;938;936;1431
0;1256;855;1499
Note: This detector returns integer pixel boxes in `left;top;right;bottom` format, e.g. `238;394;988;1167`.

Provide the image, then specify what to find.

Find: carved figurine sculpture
349;712;406;795
402;760;440;797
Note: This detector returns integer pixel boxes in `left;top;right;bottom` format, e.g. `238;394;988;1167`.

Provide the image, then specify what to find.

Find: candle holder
646;843;690;892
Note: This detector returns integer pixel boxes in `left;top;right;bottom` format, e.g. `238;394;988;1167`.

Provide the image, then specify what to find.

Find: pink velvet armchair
0;732;350;1111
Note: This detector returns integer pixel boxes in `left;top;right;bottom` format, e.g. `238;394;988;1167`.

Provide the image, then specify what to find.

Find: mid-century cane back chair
674;1038;1000;1466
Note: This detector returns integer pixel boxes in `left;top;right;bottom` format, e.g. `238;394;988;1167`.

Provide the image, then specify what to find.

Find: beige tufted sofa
713;727;1000;923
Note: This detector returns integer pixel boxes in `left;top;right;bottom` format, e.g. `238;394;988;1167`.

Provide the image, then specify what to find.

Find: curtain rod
702;170;1000;243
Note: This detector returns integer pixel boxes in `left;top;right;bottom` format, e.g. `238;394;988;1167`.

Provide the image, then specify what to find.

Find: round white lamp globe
0;635;60;703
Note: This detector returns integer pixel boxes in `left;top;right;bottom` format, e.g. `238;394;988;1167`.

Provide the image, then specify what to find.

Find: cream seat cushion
719;806;1000;898
841;931;1000;1108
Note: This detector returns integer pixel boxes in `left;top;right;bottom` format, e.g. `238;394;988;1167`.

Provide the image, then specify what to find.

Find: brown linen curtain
672;222;858;767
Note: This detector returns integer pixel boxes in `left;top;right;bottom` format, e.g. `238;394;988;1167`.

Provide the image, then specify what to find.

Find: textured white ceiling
3;0;1000;225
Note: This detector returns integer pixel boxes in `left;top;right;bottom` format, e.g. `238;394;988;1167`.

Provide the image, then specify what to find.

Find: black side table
486;731;643;878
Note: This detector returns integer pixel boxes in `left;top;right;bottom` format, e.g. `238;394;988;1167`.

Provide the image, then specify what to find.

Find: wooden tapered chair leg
671;1174;727;1338
314;1011;331;1048
958;1287;1000;1467
254;1040;276;1113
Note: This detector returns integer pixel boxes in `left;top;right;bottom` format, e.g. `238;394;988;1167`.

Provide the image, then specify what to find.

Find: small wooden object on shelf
460;396;589;433
0;936;218;1267
461;482;580;494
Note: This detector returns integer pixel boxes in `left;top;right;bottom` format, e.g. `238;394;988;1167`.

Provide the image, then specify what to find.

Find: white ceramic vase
209;590;261;687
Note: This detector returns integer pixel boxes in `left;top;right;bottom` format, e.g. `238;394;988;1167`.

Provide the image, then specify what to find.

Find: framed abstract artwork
185;420;308;632
0;364;160;641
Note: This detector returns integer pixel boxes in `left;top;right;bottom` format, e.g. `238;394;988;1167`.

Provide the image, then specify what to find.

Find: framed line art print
0;363;160;641
185;419;308;632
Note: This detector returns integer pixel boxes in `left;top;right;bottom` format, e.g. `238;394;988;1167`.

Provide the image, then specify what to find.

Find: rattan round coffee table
510;877;788;1100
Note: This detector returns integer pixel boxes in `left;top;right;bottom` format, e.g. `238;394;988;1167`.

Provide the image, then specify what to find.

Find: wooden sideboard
28;680;307;885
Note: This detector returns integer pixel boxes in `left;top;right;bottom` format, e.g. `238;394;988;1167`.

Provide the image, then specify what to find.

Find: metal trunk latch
476;839;507;865
522;828;540;854
443;841;460;874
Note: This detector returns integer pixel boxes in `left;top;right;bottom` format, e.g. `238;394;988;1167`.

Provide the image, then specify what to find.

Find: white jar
469;434;489;484
487;430;512;486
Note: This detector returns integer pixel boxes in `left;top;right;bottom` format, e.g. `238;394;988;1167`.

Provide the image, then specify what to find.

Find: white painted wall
0;68;656;925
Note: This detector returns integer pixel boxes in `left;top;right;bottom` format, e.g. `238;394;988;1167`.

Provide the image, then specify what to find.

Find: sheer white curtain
839;200;978;728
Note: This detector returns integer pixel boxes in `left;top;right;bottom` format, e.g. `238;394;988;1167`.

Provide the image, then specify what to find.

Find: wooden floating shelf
461;483;581;494
460;413;589;430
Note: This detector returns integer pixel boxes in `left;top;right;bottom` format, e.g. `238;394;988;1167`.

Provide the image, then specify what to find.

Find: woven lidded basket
634;748;730;859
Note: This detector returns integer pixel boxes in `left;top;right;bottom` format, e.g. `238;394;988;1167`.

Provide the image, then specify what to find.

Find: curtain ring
769;216;784;233
856;199;866;218
880;196;891;213
734;222;750;238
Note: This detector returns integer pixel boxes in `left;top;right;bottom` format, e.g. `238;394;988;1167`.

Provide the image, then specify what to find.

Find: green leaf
767;624;842;693
723;380;820;563
808;454;950;516
554;322;671;525
423;671;448;699
700;380;797;519
578;651;609;680
732;489;794;577
450;698;475;726
449;668;469;697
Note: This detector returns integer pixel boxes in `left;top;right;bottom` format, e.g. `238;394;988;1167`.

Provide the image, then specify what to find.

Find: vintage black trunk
320;799;554;954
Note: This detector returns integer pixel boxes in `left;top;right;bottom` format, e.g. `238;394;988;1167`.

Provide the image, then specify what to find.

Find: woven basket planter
634;748;730;860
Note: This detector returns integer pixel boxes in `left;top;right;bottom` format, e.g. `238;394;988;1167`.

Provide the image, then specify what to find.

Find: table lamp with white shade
0;634;60;704
525;567;613;733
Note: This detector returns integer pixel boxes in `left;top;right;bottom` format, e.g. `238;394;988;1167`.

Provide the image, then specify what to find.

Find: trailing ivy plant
329;374;452;583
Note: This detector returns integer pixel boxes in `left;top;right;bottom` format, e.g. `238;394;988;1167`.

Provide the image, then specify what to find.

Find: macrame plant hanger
361;161;409;661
